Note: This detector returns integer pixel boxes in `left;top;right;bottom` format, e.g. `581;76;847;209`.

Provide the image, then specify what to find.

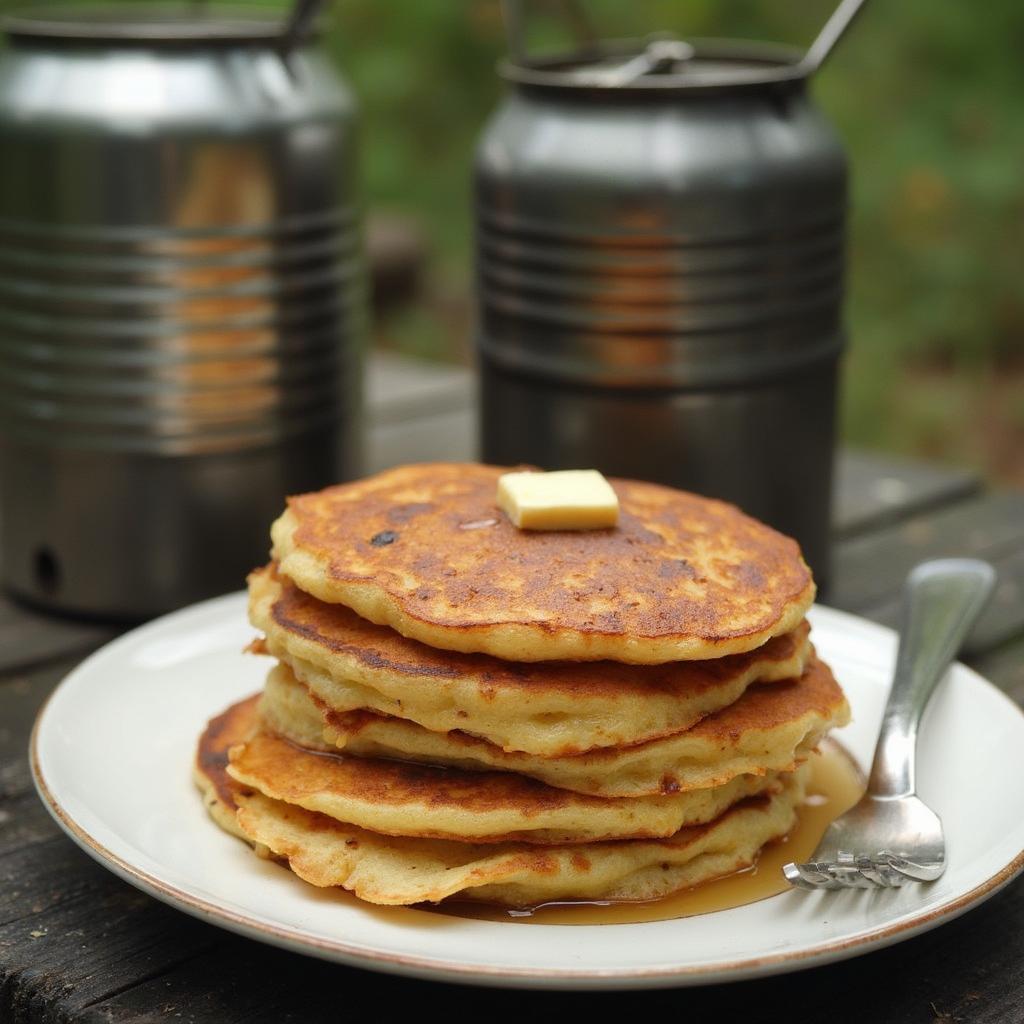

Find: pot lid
500;37;809;93
1;4;314;46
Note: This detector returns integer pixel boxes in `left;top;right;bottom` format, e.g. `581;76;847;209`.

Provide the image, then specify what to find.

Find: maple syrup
431;738;865;926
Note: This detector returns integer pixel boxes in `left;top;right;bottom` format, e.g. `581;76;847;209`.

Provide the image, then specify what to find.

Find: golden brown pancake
270;463;815;663
234;766;808;907
249;565;812;756
262;656;850;798
192;695;258;840
228;704;787;846
197;692;811;906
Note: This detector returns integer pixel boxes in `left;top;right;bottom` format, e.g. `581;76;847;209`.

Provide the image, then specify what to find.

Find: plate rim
28;594;1024;990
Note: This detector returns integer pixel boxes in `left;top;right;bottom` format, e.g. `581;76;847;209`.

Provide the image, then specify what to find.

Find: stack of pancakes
195;463;850;908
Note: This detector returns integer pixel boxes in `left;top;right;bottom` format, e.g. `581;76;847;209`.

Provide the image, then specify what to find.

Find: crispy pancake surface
262;656;849;798
250;565;812;756
229;715;784;846
193;695;259;840
196;691;810;906
235;767;808;907
270;463;815;663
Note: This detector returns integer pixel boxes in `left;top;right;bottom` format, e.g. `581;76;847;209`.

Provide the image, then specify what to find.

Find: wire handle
501;0;871;78
281;0;328;56
799;0;870;75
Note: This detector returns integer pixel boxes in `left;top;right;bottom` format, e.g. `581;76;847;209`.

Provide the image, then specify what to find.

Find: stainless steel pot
0;4;365;617
476;5;865;584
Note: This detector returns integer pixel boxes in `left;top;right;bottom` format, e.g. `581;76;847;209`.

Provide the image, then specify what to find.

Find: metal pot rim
500;37;808;94
1;3;319;47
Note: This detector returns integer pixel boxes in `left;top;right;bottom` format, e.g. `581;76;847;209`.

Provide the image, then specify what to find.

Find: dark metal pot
475;11;859;584
0;4;366;617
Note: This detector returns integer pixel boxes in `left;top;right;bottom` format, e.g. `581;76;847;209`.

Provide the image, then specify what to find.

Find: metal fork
784;558;996;890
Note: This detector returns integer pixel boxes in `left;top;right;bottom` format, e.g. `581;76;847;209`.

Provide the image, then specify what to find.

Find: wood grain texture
836;491;1024;600
3;809;1022;1024
0;602;116;676
832;448;981;540
18;866;1024;1024
863;541;1024;657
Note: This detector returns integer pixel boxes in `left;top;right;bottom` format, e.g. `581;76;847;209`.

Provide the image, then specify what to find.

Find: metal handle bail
280;0;329;56
800;0;870;75
501;0;870;80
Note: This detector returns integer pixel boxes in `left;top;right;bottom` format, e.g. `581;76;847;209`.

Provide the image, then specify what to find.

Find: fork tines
782;850;942;890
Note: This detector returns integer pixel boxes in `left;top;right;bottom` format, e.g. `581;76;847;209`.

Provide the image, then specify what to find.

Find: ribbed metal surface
0;10;365;615
478;215;843;387
475;42;847;580
0;215;364;455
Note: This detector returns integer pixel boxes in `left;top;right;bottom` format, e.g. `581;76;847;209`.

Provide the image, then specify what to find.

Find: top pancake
271;463;815;664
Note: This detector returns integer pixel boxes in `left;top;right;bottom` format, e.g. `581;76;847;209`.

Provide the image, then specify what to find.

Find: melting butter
496;469;619;530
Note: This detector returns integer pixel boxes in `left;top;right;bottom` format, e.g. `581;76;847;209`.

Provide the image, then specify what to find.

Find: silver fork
784;558;996;890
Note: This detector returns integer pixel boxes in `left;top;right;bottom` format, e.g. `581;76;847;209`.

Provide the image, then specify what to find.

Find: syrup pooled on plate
433;738;864;926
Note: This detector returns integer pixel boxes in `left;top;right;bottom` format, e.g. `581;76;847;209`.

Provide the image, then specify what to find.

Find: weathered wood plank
0;659;104;861
0;793;56;860
0;839;219;1023
832;448;981;540
365;352;474;426
85;874;1024;1024
79;942;339;1024
855;542;1024;656
972;634;1024;705
0;655;82;806
0;601;116;676
0;661;83;797
831;492;1024;617
367;408;477;473
0;837;119;928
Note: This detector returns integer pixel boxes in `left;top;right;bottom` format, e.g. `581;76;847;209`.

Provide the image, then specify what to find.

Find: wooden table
3;352;1023;1023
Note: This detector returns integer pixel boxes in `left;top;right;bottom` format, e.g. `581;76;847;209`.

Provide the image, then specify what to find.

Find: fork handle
868;558;996;798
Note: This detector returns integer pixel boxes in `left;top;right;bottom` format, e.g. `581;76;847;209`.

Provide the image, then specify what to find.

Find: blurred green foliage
2;0;1022;477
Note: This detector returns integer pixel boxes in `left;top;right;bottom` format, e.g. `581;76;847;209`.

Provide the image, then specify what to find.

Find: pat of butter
496;470;619;530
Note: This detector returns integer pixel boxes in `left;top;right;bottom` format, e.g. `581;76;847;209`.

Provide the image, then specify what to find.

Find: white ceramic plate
31;596;1024;990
